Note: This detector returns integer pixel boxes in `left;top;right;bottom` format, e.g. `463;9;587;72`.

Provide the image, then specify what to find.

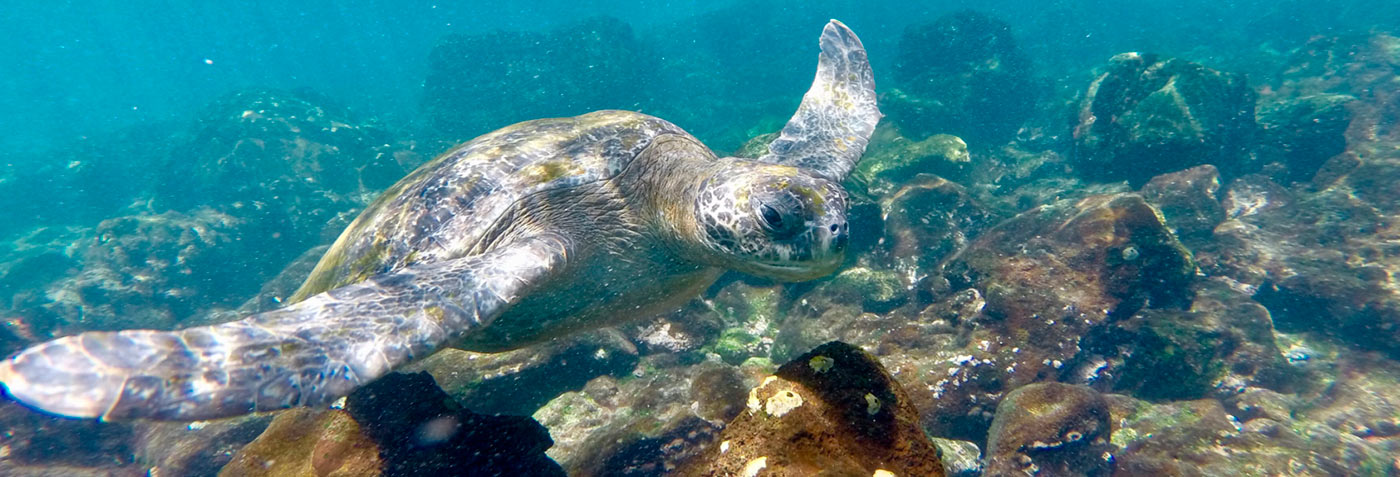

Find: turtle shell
291;110;685;301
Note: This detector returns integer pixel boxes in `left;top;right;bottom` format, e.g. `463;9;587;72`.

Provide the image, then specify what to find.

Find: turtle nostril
833;232;849;249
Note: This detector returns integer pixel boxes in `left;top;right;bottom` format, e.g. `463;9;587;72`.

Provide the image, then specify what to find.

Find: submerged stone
1255;93;1356;183
852;126;971;196
1138;164;1226;243
681;341;944;476
1073;53;1255;186
984;383;1113;477
222;372;563;476
900;192;1194;441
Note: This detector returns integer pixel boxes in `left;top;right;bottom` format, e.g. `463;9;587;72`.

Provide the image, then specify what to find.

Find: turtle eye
756;196;804;240
761;204;785;230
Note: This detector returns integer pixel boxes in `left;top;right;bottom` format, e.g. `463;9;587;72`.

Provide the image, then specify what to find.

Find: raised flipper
758;19;881;183
0;234;568;421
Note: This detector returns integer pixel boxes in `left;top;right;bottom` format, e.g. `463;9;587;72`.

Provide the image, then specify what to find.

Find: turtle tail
0;235;567;421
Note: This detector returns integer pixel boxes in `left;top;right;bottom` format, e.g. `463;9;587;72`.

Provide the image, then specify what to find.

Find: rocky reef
6;11;1400;477
1072;52;1257;187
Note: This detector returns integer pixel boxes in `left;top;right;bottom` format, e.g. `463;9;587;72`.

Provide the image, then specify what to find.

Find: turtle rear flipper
759;19;881;182
0;234;569;421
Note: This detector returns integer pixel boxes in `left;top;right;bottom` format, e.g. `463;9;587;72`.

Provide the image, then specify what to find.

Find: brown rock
880;175;994;272
900;192;1194;441
681;341;944;477
985;383;1113;476
1139;165;1226;243
220;408;381;477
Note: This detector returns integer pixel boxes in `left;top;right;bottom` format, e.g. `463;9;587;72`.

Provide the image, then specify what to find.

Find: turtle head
690;161;849;281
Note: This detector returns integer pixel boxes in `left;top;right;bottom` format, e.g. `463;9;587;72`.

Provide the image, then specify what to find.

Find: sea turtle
0;20;879;421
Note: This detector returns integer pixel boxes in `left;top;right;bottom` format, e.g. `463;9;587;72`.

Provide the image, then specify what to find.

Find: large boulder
680;341;945;476
1207;170;1400;356
890;193;1194;441
1072;53;1256;186
887;10;1039;144
985;383;1113;477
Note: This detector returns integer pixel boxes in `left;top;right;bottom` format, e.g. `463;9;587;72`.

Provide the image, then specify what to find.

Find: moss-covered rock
824;266;908;314
1108;394;1398;475
219;407;381;477
533;357;738;476
1073;53;1255;186
853;126;970;196
700;281;784;364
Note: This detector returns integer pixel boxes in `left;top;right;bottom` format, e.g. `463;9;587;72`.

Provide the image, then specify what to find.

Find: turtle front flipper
758;19;880;182
0;234;569;421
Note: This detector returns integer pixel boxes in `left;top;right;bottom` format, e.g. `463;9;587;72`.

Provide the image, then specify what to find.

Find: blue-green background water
4;0;1400;474
4;0;1396;153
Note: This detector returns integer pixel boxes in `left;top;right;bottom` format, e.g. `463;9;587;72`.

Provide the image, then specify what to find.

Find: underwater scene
3;0;1400;475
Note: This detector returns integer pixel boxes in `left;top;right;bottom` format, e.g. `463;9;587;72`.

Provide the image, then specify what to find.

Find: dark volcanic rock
416;330;640;417
223;372;564;476
888;10;1039;144
1255;93;1356;183
681;341;945;477
984;383;1113;477
423;17;647;141
346;372;563;477
1073;52;1256;186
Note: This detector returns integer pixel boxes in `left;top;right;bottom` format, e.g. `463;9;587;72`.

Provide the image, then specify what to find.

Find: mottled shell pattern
294;111;683;300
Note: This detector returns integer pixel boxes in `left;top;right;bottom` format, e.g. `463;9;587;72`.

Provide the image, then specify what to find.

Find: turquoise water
3;1;1400;475
4;0;1394;153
